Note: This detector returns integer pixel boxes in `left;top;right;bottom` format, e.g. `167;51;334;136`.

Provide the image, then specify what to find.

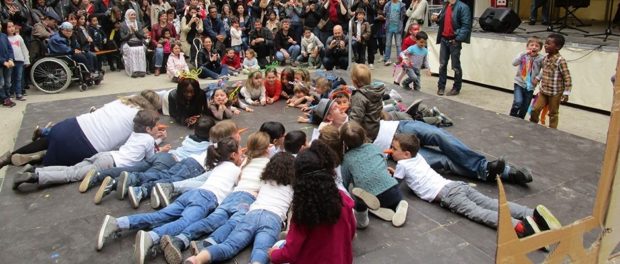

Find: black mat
0;75;606;263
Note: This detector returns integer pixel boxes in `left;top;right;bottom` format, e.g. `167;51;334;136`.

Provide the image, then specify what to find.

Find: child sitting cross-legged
340;121;409;229
221;48;241;76
96;137;244;264
12;110;163;190
185;152;296;264
390;133;561;238
242;49;261;74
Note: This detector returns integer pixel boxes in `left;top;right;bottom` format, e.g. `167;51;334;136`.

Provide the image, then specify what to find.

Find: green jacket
349;82;385;141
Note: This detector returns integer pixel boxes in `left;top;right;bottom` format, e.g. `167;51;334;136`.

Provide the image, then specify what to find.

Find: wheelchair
29;39;104;94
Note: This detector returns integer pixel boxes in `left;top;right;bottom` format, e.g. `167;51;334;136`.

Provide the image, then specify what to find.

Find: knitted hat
314;98;334;121
59;22;73;30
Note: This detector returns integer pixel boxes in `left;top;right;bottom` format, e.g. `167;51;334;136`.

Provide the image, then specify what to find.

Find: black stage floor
0;73;607;263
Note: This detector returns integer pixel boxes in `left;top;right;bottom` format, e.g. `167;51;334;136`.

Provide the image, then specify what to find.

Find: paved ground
0;63;612;263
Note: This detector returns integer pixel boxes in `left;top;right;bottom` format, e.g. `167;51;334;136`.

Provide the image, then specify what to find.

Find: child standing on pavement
509;36;544;119
529;34;572;129
6;21;28;101
0;21;15;107
400;31;431;91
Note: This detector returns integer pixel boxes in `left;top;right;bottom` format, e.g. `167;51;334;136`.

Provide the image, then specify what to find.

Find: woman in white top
96;137;244;264
0;90;161;168
187;152;296;264
405;0;428;34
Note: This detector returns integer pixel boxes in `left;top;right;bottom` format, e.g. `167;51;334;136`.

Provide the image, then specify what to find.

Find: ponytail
205;137;239;170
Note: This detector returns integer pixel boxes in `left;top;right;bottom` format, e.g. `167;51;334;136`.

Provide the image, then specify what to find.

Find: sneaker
31;125;42;142
96;215;120;251
3;98;16;107
129;186;144;209
384;60;392;66
369;207;395;221
11;150;46;166
135;230;154;264
0;150;11;169
389;89;403;102
369;64;374;70
15;96;25;101
117;171;131;200
486;158;506;179
447;88;460;96
155;183;174;208
437;88;445;96
189;239;212;256
430;107;440;117
150;186;161;209
505;166;533;184
79;168;98;193
161;235;185;264
533;205;561;231
519;216;541;238
405;99;424;117
12;170;38;190
354;209;369;229
94;177;115;204
438;113;454;127
392;200;409;227
352;188;380;210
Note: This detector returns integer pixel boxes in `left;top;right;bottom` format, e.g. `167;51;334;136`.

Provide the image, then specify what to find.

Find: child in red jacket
269;141;356;264
221;48;241;76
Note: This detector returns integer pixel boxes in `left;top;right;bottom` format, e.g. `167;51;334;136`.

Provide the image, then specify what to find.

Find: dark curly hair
261;152;295;186
292;141;342;228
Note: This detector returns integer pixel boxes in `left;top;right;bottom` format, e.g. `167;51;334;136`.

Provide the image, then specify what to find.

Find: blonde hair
209;120;238;142
293;84;310;95
294;69;310;83
245;71;264;90
120;90;162;111
315;77;330;91
243;131;271;168
526;36;543;48
318;124;343;165
246;49;256;58
351;63;371;87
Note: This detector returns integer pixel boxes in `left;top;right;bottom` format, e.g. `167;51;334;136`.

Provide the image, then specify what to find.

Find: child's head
231;17;239;28
245;131;271;161
162;28;171;38
89;15;99;26
205;137;242;169
264;67;278;85
415;31;428;48
408;24;420;37
211;88;229;106
331;89;351;112
132;110;160;136
526;36;543;55
292;140;341;227
355;8;365;21
193;116;216;141
281;19;290;30
391;134;419;161
303;27;312;38
261;152;295;186
545;34;565;54
284;130;307;154
294;70;304;83
339;121;366;151
280;67;295;86
225;48;235;58
315;78;331;95
245;48;256;59
245;70;264;89
351;64;371;88
5;21;15;35
318;124;343;165
293;84;309;98
210;120;240;142
259;121;286;148
142;26;151;36
171;43;182;55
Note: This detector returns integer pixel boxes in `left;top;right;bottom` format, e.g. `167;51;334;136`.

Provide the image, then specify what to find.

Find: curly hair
261;152;295;186
292;141;342;228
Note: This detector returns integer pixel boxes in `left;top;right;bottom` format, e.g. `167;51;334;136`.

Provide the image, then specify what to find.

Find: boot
12;169;38;190
11;150;47;166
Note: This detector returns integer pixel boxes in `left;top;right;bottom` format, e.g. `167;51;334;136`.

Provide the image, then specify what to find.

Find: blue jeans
0;66;13;100
94;152;177;184
11;61;24;97
134;157;205;197
179;191;255;242
207;209;281;264
530;0;550;23
275;45;301;63
199;66;229;79
402;67;421;89
154;47;164;68
438;38;463;91
509;84;534;119
173;171;211;193
126;189;218;239
384;30;402;62
396;120;490;181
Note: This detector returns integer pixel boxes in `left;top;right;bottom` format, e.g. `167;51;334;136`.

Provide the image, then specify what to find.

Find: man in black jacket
323;25;348;71
248;19;274;68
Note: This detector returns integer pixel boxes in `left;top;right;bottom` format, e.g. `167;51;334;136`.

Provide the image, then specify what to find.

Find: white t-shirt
250;181;293;221
157;89;173;116
268;145;283;158
200;161;242;203
76;100;140;152
393;155;451;202
110;132;156;167
234;157;270;195
373;120;400;153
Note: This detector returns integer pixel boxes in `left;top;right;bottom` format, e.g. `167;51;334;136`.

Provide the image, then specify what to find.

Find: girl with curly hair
160;132;272;263
269;140;356;264
186;152;296;264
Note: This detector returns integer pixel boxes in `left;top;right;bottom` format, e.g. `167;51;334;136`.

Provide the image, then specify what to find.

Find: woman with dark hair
269;140;356;264
233;3;251;50
151;0;172;26
151;10;177;75
157;77;207;127
180;5;203;63
197;37;228;79
63;0;83;16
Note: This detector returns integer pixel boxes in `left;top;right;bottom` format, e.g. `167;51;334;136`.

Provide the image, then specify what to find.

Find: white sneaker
369;64;374;70
392;200;409;227
384;61;392;66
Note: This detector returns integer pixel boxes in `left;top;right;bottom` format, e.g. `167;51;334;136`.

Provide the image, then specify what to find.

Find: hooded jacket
170;135;210;167
349;82;385;141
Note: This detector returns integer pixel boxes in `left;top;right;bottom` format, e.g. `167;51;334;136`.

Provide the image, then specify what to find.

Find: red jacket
265;79;282;102
151;23;178;48
402;36;416;51
221;54;241;69
270;191;356;264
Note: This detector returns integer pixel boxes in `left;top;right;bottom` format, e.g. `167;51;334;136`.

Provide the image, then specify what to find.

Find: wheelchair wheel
30;58;72;94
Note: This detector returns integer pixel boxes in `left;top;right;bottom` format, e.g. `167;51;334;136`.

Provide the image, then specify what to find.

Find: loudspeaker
479;7;521;33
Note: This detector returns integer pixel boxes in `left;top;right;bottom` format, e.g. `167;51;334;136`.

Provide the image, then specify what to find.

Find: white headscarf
125;9;138;30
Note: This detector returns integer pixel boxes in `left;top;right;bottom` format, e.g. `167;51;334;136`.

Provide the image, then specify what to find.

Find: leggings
12;138;48;155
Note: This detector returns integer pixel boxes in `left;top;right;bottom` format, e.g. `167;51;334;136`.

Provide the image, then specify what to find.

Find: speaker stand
584;0;620;41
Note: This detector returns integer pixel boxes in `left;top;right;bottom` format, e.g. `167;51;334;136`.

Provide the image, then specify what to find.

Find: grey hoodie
349;82;386;141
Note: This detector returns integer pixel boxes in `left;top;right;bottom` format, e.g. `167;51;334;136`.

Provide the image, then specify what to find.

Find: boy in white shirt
12;110;160;190
390;133;561;238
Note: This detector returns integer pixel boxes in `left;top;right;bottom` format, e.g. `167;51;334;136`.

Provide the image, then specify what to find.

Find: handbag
127;36;143;47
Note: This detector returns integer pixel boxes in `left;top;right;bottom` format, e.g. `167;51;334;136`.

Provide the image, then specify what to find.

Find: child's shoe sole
370;207;395;221
533;205;561;231
352;187;380;210
94;177;112;204
117;172;129;200
392;200;409;227
161;235;183;264
79;169;96;193
150;186;161;209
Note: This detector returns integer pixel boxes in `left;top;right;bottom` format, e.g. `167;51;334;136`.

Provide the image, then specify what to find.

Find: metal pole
347;0;353;71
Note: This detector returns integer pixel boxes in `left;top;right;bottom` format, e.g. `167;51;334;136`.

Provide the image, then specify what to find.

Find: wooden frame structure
495;46;620;263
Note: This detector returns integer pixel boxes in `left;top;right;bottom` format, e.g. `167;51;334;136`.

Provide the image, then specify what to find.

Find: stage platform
0;76;609;263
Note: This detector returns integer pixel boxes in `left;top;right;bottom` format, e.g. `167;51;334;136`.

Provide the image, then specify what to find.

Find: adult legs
154;47;164;70
199;66;220;79
384;31;394;62
450;42;463;91
437;39;450;92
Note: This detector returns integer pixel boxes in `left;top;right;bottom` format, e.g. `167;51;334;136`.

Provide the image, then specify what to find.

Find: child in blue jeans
186;152;295;264
0;22;15;107
400;31;431;91
509;36;544;119
6;21;28;101
96;137;244;264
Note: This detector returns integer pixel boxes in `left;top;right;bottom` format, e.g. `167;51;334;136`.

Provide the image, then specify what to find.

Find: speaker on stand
479;7;523;33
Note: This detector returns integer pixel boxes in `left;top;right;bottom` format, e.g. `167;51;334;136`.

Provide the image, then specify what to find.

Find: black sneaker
94;176;115;204
517;216;541;238
506;166;533;184
12;171;38;190
161;235;185;264
405;99;424;117
486;158;506;179
533;205;561;231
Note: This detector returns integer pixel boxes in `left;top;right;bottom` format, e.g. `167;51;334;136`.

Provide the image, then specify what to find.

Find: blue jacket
203;16;225;40
48;32;73;55
436;0;472;44
383;0;407;33
0;33;14;64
